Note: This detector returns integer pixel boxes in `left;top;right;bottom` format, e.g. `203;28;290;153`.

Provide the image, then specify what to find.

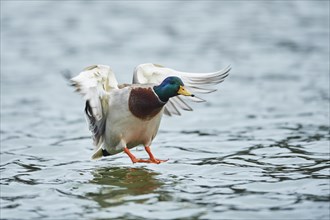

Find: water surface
1;1;329;219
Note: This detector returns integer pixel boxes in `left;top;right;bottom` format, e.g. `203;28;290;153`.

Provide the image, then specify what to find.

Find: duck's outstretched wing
133;63;231;116
71;65;119;147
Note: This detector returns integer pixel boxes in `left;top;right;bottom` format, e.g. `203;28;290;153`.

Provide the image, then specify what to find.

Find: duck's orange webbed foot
123;147;168;164
144;146;168;164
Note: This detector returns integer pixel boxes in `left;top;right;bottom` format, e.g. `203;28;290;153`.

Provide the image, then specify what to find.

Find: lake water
1;1;329;219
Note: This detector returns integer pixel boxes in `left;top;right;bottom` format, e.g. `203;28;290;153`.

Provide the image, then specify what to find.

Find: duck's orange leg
144;146;168;164
124;147;150;163
123;147;168;164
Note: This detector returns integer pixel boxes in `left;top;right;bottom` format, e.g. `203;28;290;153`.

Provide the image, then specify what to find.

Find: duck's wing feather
71;64;119;147
132;63;231;116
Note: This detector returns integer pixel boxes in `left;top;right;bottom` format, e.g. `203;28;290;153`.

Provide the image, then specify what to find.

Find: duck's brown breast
128;87;165;120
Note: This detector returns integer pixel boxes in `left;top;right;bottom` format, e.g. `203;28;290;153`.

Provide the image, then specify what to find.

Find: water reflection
87;166;164;207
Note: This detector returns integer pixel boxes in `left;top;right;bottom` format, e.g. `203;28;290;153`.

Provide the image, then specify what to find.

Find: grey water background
1;1;329;219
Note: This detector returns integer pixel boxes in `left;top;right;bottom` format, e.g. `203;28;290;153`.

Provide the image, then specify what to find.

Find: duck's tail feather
91;147;103;160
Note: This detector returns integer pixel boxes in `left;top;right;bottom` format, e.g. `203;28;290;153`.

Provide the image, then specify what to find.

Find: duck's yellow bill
178;86;194;97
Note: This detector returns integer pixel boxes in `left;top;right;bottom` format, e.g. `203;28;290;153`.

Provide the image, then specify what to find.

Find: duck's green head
153;76;194;102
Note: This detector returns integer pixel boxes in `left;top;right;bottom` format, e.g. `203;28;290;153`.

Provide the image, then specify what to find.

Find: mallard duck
71;63;230;164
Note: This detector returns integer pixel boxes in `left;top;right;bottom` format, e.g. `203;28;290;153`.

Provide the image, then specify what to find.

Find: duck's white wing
133;63;231;116
71;64;119;147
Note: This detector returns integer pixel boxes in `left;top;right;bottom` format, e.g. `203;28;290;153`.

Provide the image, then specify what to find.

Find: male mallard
71;63;230;164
